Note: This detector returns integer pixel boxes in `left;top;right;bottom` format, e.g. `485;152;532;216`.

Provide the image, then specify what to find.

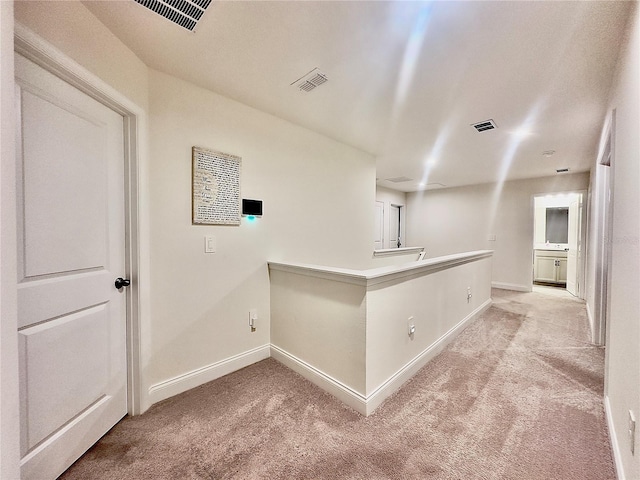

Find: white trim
13;23;142;117
605;395;625;480
270;345;368;415
1;3;20;478
269;250;493;287
148;345;271;405
13;23;148;415
586;301;599;346
491;281;531;292
271;298;491;416
373;246;424;257
366;298;492;414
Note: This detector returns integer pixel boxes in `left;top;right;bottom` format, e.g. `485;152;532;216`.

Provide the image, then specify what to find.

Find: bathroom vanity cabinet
534;250;567;284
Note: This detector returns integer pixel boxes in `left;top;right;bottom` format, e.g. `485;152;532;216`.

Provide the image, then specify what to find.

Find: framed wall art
192;146;241;225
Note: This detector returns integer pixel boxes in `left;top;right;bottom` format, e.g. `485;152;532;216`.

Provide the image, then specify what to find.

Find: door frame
530;189;587;298
593;109;615;350
389;203;406;249
14;24;144;416
374;201;384;250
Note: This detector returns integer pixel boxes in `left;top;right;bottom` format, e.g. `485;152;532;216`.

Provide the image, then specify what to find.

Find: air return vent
134;0;212;31
556;168;570;173
471;119;498;132
291;68;329;93
386;176;413;183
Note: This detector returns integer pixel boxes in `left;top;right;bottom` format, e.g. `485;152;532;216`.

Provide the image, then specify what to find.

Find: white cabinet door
535;256;558;283
16;54;127;480
557;258;568;283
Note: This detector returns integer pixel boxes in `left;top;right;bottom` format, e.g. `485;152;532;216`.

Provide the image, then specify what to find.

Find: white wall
146;69;375;394
10;0;376;414
366;256;492;394
406;173;590;292
270;270;367;394
0;1;20;477
270;252;493;415
596;3;639;478
14;1;149;110
375;186;407;249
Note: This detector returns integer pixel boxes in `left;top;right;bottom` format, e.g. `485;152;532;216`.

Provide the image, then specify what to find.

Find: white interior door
15;54;128;480
389;205;401;249
374;201;384;250
566;194;579;296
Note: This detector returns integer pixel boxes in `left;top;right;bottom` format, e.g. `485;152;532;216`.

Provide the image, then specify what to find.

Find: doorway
592;111;615;347
14;30;142;480
532;191;586;298
389;204;403;249
374;201;384;250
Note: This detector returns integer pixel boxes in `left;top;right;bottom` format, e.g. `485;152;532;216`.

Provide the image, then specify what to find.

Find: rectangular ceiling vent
386;176;413;183
471;119;498;133
291;68;328;93
556;168;570;173
134;0;212;32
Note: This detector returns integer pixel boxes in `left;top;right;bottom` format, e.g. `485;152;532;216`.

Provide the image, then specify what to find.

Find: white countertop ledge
268;250;493;287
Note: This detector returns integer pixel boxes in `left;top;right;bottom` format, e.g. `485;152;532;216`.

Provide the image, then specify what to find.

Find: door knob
114;277;131;289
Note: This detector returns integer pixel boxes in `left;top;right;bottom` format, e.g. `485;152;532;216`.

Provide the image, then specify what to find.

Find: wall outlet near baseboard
629;410;636;455
408;316;415;339
249;309;257;332
467;287;472;303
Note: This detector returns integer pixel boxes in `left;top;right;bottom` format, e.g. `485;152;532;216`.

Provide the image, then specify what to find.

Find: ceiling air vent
386;176;413;183
471;119;498;133
556;168;570;173
134;0;212;32
291;68;329;93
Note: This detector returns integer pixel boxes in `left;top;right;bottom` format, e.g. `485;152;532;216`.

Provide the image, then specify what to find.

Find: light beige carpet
61;289;615;479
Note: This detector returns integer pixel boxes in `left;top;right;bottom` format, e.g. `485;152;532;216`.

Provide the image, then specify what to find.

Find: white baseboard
491;281;531;292
365;298;492;414
148;344;270;405
272;298;492;416
605;395;625;480
147;298;492;415
270;345;368;415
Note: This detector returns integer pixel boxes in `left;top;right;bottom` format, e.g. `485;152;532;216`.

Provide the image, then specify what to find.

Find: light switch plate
205;235;216;253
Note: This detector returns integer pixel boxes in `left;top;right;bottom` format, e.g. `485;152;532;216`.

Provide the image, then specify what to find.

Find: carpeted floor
61;289;615;479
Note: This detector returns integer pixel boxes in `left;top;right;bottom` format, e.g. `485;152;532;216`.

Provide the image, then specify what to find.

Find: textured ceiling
84;0;632;191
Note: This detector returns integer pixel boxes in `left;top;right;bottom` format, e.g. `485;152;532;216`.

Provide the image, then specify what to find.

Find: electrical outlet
629;410;636;455
467;287;472;303
249;309;257;332
408;316;415;338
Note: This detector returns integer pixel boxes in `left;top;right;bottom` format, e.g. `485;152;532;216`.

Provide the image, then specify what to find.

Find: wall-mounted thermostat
242;199;263;217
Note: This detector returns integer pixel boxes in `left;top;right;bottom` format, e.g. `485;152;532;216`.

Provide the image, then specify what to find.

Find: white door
374;201;384;250
566;194;579;296
389;205;401;249
15;54;127;480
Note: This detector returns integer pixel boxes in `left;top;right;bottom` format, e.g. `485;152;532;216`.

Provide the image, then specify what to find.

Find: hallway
61;289;614;479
